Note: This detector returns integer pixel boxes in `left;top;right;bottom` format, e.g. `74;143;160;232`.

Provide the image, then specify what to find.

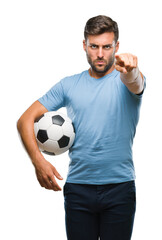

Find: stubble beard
86;52;115;74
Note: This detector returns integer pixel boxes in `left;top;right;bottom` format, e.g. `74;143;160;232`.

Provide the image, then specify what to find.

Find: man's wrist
120;67;144;94
31;150;45;167
120;67;140;83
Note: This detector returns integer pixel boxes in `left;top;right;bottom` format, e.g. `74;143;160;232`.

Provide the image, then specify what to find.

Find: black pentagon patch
52;115;65;126
43;150;55;156
58;135;70;148
35;114;44;123
37;130;48;143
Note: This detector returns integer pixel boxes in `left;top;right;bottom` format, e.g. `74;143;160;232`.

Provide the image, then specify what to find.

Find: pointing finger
115;54;125;66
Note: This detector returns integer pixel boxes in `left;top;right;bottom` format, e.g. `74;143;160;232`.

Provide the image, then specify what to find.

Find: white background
0;0;162;239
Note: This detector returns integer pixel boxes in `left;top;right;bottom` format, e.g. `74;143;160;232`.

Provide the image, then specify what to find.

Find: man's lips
95;60;106;65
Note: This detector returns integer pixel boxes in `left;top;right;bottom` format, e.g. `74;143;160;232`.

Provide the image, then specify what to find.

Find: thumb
53;167;63;180
115;54;122;63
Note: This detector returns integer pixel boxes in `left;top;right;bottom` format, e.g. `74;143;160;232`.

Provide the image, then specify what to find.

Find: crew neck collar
86;69;118;80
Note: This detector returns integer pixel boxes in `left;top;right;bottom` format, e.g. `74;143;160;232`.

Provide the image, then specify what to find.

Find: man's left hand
115;53;138;74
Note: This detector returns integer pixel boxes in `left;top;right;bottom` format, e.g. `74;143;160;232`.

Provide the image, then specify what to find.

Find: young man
17;15;145;240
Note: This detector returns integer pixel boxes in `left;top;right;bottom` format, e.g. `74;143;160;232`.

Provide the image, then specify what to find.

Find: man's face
83;32;119;76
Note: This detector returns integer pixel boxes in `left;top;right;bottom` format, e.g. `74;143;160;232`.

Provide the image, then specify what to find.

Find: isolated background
1;0;162;239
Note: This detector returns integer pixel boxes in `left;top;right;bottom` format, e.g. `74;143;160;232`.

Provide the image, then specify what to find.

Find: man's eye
91;45;97;49
104;45;111;49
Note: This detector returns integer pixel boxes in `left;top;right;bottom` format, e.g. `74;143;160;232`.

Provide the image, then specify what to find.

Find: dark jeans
63;181;136;240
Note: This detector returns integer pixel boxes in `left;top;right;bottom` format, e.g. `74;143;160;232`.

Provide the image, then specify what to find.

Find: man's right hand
34;158;63;191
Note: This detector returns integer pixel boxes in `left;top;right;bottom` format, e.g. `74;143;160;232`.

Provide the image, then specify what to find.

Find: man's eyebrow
88;43;98;45
88;43;114;46
104;42;116;47
103;44;112;46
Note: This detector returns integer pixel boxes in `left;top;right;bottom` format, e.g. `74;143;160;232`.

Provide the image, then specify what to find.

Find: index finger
115;54;124;64
50;175;62;191
115;55;125;68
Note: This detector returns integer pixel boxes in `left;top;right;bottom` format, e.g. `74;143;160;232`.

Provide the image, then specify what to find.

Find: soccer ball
34;111;75;155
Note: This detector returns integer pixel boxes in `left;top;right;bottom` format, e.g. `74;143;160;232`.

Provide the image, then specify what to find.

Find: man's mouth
95;60;106;65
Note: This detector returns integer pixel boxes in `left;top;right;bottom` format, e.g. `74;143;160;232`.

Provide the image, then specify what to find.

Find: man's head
83;15;119;77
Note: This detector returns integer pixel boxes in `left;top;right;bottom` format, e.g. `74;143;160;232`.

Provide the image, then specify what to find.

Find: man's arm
17;100;63;191
115;53;144;94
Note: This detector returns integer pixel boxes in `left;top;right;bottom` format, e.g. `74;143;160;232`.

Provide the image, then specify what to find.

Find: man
17;15;145;240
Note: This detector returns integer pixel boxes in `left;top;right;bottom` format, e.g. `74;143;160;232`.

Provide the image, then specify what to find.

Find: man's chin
92;66;108;74
92;62;114;74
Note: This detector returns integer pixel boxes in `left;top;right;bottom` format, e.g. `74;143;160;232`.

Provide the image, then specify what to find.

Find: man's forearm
17;116;45;166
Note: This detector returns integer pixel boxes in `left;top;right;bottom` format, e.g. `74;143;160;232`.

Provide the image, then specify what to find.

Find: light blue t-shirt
38;69;145;184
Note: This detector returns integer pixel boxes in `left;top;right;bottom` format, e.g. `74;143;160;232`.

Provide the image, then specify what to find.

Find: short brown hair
84;15;119;43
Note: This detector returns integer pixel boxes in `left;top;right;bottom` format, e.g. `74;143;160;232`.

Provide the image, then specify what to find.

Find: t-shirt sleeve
38;81;65;111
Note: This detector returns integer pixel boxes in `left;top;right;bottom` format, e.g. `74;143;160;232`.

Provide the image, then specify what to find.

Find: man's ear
115;41;119;53
83;40;86;51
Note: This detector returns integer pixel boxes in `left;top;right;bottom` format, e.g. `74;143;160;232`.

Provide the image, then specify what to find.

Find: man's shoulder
59;70;87;93
62;70;87;81
60;70;87;88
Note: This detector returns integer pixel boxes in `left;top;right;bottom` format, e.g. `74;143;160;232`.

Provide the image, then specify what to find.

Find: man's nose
97;47;104;58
